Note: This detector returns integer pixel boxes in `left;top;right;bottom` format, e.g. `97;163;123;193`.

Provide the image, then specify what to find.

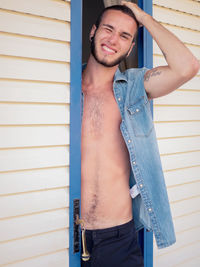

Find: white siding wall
153;0;200;266
0;0;70;266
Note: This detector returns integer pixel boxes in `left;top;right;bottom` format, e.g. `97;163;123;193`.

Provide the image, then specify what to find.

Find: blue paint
69;0;82;266
138;0;153;266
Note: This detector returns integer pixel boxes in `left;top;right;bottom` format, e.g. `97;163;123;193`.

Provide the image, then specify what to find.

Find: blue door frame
70;1;153;266
138;1;154;266
69;0;82;266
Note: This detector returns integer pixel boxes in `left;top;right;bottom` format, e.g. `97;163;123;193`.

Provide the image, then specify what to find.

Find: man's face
90;10;137;67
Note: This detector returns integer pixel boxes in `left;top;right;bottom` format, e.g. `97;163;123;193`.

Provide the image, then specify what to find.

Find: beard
90;33;131;68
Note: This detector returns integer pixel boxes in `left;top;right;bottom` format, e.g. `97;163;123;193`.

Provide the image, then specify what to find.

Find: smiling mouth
102;45;116;54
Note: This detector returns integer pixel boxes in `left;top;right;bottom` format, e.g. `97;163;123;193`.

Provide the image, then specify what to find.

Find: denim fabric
81;65;176;249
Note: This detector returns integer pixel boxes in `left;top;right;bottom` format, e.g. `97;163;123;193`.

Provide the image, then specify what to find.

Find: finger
121;1;133;8
121;1;127;5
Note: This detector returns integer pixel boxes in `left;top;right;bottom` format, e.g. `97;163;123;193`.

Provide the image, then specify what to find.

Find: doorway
70;0;153;266
82;0;138;70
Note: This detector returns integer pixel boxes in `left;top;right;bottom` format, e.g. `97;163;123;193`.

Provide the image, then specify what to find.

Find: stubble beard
90;33;131;68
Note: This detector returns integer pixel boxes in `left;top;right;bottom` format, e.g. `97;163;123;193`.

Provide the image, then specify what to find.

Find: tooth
103;45;115;53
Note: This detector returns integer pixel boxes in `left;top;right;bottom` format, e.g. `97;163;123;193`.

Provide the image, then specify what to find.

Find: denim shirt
81;66;176;249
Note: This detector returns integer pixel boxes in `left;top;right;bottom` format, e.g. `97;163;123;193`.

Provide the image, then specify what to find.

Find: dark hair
95;5;139;30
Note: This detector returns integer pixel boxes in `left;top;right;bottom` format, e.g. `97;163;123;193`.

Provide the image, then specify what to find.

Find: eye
105;27;112;33
121;35;129;40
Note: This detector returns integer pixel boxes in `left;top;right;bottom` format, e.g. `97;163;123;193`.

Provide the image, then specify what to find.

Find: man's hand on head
121;0;199;99
121;1;149;26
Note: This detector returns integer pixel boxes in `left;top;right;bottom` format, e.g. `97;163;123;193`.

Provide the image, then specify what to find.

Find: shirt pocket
127;96;153;137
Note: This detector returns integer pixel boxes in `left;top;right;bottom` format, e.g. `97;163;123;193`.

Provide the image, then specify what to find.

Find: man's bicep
144;66;184;99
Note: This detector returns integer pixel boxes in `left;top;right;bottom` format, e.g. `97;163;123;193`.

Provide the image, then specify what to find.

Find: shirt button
118;97;121;101
148;208;152;212
128;139;131;143
136;108;139;112
132;161;136;165
140;184;143;188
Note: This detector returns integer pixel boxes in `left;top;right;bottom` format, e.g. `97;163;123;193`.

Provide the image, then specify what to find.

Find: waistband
85;219;135;239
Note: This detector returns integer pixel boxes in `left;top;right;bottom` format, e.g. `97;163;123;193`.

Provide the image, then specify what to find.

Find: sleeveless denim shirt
81;65;176;249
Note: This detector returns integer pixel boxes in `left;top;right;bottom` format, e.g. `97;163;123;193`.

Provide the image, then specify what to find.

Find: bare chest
81;90;121;137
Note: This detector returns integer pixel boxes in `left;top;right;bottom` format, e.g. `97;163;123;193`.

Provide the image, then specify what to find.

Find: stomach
81;139;132;229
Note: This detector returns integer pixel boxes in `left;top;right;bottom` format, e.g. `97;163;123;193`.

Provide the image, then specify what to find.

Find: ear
90;25;97;41
127;42;135;57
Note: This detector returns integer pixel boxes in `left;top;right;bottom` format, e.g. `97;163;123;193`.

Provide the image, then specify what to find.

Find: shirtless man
81;2;199;266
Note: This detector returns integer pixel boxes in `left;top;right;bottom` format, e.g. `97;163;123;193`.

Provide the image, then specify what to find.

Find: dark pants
81;219;144;267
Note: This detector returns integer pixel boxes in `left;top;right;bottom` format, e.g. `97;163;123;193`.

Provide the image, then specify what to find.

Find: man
80;1;199;266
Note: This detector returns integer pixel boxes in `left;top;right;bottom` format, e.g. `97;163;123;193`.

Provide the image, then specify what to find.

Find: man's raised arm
122;1;200;99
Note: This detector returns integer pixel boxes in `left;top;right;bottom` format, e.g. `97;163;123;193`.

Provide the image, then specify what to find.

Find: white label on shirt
130;185;140;199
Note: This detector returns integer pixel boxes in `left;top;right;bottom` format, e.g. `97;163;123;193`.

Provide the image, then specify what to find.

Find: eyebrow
102;24;133;38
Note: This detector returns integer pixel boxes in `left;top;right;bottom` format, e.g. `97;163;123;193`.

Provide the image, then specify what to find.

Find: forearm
122;0;199;98
122;0;199;79
141;14;199;78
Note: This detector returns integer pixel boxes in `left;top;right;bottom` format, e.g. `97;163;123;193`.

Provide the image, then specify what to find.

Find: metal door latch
73;199;90;261
73;199;80;253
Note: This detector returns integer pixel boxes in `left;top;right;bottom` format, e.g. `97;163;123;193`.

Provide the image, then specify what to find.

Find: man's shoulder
124;67;149;79
119;67;149;87
120;67;150;98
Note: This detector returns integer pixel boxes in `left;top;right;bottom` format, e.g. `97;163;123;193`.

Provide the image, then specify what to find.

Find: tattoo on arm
144;69;162;82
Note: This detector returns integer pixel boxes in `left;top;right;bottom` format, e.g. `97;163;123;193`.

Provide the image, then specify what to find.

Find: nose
108;32;119;45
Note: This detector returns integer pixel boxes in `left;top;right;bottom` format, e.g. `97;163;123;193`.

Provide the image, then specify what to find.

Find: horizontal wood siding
153;1;200;266
0;0;70;266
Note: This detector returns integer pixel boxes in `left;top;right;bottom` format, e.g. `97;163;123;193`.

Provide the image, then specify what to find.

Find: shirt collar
114;68;128;83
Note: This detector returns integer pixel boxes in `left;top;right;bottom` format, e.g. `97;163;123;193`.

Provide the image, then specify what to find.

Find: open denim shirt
81;65;176;249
